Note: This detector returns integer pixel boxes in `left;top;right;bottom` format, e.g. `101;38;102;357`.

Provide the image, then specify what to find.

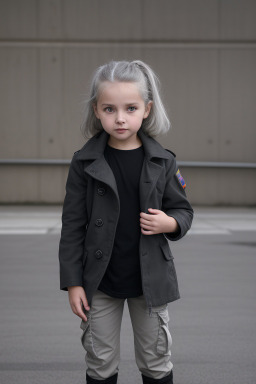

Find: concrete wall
0;0;255;205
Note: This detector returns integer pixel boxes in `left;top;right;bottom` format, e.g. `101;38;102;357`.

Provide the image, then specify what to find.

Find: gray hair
81;60;171;138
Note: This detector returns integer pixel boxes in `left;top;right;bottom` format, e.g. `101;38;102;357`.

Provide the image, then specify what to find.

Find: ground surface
0;206;256;384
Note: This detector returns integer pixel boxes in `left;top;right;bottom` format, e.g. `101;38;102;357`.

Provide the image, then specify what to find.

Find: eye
104;107;114;113
128;106;136;112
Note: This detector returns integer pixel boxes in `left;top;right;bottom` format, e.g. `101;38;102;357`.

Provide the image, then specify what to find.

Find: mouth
115;129;127;133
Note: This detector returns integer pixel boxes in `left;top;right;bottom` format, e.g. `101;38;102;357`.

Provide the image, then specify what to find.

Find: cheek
99;115;113;128
136;113;147;123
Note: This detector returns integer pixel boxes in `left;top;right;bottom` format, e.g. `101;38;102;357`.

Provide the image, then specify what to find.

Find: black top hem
98;286;143;299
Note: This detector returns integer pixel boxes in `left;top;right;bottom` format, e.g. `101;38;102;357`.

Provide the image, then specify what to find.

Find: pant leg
80;290;124;381
128;295;173;381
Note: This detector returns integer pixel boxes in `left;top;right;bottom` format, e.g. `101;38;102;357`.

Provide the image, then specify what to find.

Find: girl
59;60;193;384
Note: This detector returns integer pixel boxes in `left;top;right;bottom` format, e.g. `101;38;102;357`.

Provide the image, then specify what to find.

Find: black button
95;218;103;227
97;187;106;196
95;250;103;259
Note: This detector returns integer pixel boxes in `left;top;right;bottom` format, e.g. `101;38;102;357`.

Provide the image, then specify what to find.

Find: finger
74;302;88;322
81;297;90;312
141;228;154;235
148;208;161;214
140;212;153;221
140;217;153;225
78;306;88;322
140;221;155;229
140;225;154;231
140;218;157;227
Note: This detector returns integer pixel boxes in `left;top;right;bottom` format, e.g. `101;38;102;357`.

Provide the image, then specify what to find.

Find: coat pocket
160;241;174;261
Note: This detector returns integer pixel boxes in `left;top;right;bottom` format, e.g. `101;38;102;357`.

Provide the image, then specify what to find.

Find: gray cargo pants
80;290;173;382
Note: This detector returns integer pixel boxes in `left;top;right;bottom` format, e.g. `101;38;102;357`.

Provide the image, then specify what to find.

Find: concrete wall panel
181;168;256;206
39;166;65;202
219;49;256;162
0;48;38;158
220;0;256;40
38;0;63;40
0;166;39;202
63;0;143;41
0;166;68;203
143;0;218;41
218;168;256;205
62;0;218;41
1;0;256;42
0;0;37;39
39;48;64;158
181;168;219;206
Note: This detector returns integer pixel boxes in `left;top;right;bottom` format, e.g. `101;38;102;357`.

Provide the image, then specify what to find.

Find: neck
107;135;142;150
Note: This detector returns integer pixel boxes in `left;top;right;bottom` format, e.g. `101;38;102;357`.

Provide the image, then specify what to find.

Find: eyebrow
101;103;140;106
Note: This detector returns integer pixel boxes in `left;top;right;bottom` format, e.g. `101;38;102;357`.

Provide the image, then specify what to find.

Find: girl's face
93;81;152;148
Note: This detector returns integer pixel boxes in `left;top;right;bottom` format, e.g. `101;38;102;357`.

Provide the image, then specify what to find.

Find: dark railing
0;159;256;168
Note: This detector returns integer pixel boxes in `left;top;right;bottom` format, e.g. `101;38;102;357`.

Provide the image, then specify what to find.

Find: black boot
86;373;118;384
142;371;173;384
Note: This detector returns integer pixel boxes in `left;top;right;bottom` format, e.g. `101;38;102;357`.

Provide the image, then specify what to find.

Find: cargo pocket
156;308;172;356
80;318;98;357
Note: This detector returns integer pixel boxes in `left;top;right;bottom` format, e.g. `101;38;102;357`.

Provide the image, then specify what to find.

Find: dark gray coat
59;129;193;308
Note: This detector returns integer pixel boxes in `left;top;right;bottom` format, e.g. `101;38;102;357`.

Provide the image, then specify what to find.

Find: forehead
97;81;144;102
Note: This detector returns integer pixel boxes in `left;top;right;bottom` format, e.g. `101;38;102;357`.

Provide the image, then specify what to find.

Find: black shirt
98;144;144;298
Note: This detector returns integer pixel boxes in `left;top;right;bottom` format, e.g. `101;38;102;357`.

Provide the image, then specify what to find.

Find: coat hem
149;293;180;307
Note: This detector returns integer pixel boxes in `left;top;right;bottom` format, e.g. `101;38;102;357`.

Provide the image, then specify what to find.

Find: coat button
95;249;103;259
97;187;106;196
95;218;103;227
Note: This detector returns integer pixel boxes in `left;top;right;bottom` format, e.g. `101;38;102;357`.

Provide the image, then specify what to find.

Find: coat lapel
85;157;119;199
77;131;119;198
138;129;170;213
139;159;163;212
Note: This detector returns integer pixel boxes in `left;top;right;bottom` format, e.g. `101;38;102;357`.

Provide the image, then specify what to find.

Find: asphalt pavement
0;206;256;384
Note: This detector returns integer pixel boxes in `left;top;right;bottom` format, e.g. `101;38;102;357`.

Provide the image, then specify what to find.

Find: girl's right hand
68;286;90;322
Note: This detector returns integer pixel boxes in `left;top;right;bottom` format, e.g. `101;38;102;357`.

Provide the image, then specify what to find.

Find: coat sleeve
162;156;193;241
58;154;88;291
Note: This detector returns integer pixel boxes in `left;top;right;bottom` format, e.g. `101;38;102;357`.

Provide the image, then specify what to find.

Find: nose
116;111;125;124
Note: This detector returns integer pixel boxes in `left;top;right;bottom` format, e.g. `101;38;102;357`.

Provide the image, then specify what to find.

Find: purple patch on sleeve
176;169;186;189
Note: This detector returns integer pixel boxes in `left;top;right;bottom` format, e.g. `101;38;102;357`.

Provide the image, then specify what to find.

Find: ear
143;101;153;119
93;103;100;119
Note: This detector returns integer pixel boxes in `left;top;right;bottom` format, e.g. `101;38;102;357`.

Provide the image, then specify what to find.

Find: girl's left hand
140;208;179;235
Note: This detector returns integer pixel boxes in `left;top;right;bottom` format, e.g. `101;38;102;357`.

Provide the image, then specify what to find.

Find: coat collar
76;129;170;161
